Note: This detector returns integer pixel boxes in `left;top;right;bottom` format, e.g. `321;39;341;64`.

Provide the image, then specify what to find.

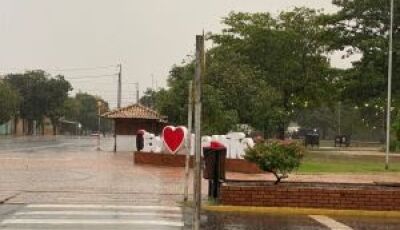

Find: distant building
103;103;168;135
0;117;55;136
0;120;13;135
58;119;80;135
102;103;168;151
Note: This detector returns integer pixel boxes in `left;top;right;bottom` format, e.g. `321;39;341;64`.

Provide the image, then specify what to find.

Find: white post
193;35;204;230
386;0;394;170
184;81;193;202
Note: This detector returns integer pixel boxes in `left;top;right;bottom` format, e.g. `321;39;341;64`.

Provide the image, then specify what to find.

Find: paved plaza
1;136;400;229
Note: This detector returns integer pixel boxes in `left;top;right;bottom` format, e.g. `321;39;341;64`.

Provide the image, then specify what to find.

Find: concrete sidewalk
227;171;400;184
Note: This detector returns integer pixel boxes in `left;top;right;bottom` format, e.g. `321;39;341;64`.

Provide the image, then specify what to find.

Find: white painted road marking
15;210;183;218
1;203;184;229
310;215;353;230
26;203;181;211
1;219;184;227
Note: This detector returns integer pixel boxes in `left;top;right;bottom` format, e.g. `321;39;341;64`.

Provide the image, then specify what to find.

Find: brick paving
0;149;209;205
1;142;400;206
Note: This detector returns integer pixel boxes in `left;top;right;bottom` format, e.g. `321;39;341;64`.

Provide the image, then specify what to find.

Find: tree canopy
319;0;400;140
147;8;340;137
0;81;19;124
4;71;72;134
3;70;111;135
63;93;112;133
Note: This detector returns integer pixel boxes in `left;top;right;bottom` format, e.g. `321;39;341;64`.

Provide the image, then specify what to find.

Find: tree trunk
277;123;285;140
41;122;45;135
27;120;33;135
278;91;290;140
272;171;281;185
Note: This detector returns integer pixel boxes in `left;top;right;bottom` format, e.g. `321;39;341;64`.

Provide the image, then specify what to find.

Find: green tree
326;0;400;130
147;63;240;134
45;76;72;134
139;88;157;108
209;8;336;137
5;70;72;134
63;97;80;122
0;82;19;124
64;93;111;133
146;9;338;137
5;71;48;133
201;84;239;134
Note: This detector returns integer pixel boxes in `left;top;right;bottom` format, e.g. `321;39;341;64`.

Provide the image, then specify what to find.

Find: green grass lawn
298;151;400;173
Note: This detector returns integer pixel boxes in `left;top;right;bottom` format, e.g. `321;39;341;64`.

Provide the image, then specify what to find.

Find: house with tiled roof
103;103;167;122
102;103;168;151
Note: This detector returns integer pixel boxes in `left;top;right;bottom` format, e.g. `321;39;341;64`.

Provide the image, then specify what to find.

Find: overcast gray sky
1;0;344;108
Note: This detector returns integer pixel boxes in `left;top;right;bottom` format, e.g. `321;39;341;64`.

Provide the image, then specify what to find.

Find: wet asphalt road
1;136;400;229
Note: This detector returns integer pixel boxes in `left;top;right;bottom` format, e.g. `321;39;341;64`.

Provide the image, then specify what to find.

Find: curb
203;205;400;218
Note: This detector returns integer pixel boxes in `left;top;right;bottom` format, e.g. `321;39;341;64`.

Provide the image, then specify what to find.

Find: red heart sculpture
162;126;187;154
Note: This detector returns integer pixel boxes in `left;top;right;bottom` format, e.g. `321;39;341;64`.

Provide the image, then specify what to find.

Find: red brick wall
134;151;193;168
220;182;400;211
225;159;263;174
134;152;262;173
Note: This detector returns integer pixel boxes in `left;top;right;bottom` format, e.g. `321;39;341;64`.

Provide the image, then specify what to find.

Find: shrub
244;141;305;184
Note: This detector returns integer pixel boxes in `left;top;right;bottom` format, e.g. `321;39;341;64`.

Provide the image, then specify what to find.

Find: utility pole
136;82;140;104
193;34;204;230
184;80;193;202
118;64;122;108
386;0;394;170
114;64;122;153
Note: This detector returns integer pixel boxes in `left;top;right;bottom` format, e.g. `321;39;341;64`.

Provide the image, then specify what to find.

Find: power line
66;74;118;80
50;65;118;72
1;65;119;73
70;81;116;85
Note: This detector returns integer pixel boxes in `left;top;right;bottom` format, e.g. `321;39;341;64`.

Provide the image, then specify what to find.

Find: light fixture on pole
386;0;394;170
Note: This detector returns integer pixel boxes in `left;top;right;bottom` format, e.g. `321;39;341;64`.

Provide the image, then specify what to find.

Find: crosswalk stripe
1;204;185;228
15;210;183;218
26;204;181;211
1;219;184;227
309;215;353;230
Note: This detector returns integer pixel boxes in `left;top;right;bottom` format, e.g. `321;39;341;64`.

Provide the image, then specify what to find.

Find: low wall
134;152;263;174
134;151;193;168
116;135;137;152
220;181;400;211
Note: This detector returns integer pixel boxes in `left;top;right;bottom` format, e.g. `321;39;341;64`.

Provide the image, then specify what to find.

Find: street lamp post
386;0;394;170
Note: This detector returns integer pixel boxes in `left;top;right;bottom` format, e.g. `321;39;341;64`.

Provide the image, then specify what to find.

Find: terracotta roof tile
102;103;167;121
